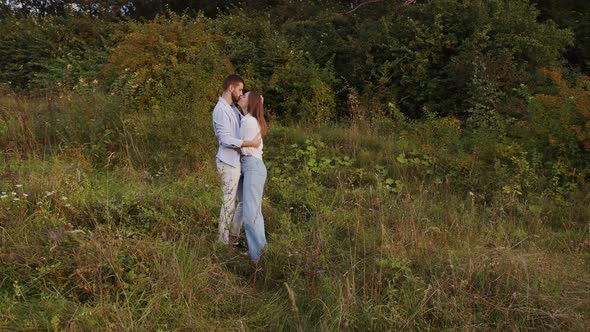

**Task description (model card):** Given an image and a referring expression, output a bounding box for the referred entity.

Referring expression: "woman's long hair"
[247,91,268,137]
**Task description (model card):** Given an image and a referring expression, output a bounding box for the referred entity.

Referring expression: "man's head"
[223,74,244,103]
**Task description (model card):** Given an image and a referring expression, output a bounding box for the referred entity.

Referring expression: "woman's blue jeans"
[234,156,267,263]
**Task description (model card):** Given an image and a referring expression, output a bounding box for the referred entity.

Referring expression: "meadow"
[1,0,589,330]
[1,89,588,330]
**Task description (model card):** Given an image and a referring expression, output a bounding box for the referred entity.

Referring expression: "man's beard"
[232,93,240,103]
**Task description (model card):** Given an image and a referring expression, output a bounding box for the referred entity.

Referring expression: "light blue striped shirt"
[212,96,243,167]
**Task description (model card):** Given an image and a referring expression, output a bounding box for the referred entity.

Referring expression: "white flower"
[15,184,23,188]
[22,193,29,197]
[0,195,7,199]
[13,198,20,201]
[36,202,43,205]
[61,196,68,200]
[64,204,71,207]
[11,192,17,195]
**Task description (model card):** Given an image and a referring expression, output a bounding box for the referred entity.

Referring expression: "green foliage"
[0,17,53,90]
[532,0,590,73]
[210,10,338,123]
[357,0,573,117]
[105,14,231,167]
[269,52,337,123]
[0,16,115,92]
[519,69,590,197]
[0,89,123,166]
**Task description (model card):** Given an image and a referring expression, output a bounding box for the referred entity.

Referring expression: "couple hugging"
[212,74,268,264]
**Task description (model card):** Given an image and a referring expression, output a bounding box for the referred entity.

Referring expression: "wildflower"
[0,195,7,199]
[61,196,68,201]
[11,192,17,195]
[13,198,20,201]
[15,184,23,188]
[315,269,327,276]
[22,193,29,197]
[1,192,5,195]
[36,202,42,205]
[64,204,71,207]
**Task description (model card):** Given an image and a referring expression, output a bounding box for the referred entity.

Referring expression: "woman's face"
[238,92,250,112]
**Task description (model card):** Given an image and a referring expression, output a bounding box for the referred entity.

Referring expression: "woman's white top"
[240,113,263,160]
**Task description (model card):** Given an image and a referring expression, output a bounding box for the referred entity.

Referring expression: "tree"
[531,0,590,73]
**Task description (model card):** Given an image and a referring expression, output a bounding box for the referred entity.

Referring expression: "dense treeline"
[0,0,586,115]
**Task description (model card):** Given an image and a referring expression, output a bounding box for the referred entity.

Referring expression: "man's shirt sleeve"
[213,108,243,148]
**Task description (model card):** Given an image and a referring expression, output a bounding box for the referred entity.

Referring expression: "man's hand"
[251,132,262,148]
[242,132,262,148]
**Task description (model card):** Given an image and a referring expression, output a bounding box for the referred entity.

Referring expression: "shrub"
[356,0,574,118]
[0,16,115,92]
[105,14,232,168]
[210,10,338,124]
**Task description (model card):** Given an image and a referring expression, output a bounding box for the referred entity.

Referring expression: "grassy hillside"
[1,90,588,330]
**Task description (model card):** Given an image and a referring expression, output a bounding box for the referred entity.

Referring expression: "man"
[212,74,261,245]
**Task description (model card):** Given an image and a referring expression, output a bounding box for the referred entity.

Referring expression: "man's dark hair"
[222,74,244,91]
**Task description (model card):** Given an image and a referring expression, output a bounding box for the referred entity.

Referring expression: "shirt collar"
[218,96,231,109]
[219,96,242,118]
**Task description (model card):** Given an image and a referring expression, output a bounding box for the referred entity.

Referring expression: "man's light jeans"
[216,158,241,244]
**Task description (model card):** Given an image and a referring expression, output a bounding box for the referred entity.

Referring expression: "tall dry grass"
[1,92,589,330]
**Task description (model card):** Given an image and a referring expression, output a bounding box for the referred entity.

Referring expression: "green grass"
[1,93,589,330]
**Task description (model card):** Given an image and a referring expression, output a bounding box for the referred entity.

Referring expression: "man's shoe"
[234,238,247,250]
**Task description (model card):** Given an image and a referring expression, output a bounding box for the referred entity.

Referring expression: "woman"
[233,91,268,264]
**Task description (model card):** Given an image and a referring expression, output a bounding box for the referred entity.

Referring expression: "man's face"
[230,83,244,103]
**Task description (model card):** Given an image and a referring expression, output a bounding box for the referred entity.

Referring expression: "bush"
[210,10,338,124]
[355,0,573,118]
[0,16,116,92]
[105,14,232,168]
